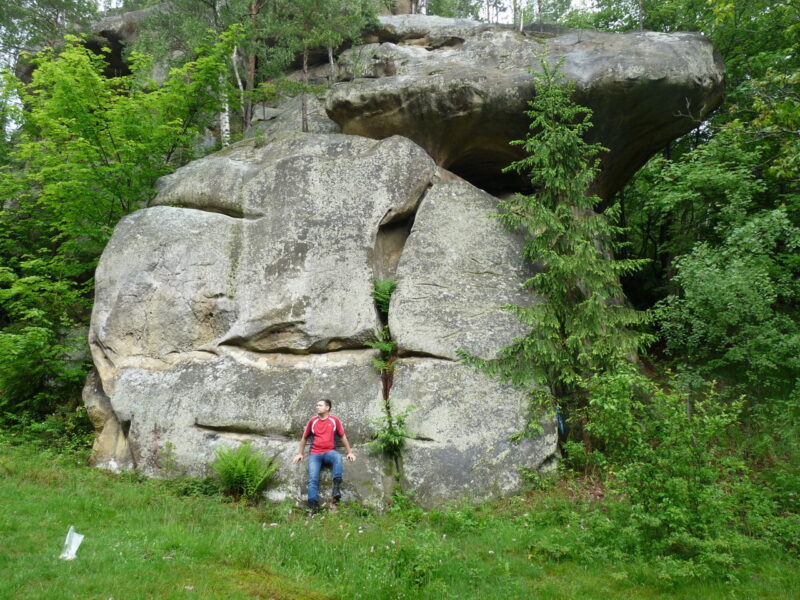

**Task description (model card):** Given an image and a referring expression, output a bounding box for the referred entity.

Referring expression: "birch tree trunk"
[232,46,246,122]
[219,81,231,147]
[301,45,309,133]
[214,0,230,147]
[328,45,335,85]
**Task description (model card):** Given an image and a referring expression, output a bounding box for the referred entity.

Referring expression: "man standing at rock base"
[293,399,356,512]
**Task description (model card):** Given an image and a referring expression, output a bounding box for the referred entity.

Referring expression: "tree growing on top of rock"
[132,0,375,136]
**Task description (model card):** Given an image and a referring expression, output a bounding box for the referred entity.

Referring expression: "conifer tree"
[462,60,651,439]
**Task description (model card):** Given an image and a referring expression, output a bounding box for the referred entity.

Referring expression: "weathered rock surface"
[392,358,557,506]
[88,132,559,505]
[328,15,725,196]
[247,95,341,139]
[91,132,436,390]
[84,369,134,473]
[110,349,395,506]
[390,171,537,360]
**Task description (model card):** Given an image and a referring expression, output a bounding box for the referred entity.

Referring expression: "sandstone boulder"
[390,170,537,360]
[328,15,725,196]
[247,95,341,139]
[91,132,436,390]
[110,349,394,506]
[88,132,559,506]
[86,18,727,505]
[392,358,557,506]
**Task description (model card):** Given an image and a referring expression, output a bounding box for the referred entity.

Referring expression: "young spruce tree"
[462,60,650,443]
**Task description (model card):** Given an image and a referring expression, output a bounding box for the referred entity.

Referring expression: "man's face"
[315,401,329,416]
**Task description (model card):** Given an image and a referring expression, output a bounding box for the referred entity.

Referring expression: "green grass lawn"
[1,440,797,600]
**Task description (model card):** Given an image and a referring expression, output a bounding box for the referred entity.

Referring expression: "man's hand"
[292,453,304,464]
[346,452,356,462]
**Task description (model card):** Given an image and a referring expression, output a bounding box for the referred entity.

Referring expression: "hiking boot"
[332,477,342,503]
[307,499,320,514]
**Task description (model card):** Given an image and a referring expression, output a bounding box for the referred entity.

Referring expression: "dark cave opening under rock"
[445,147,530,196]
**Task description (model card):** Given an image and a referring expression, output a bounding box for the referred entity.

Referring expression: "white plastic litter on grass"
[59,525,84,560]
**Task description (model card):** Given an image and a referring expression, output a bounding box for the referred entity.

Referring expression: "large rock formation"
[87,15,724,507]
[329,15,725,196]
[89,132,556,507]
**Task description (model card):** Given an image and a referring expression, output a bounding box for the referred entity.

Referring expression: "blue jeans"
[307,450,343,502]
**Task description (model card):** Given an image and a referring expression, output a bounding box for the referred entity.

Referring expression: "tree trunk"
[243,1,260,128]
[301,45,309,133]
[232,46,246,124]
[219,96,231,147]
[213,1,230,147]
[327,46,335,85]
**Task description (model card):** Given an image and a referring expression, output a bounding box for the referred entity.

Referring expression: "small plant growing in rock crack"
[369,407,412,459]
[373,279,397,315]
[211,442,278,503]
[366,326,397,373]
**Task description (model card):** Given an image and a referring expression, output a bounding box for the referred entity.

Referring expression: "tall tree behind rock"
[0,0,96,69]
[132,0,375,138]
[270,0,375,132]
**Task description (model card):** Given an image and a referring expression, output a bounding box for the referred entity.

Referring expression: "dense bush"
[560,370,796,578]
[655,208,800,406]
[0,34,233,416]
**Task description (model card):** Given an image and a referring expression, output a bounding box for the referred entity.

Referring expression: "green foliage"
[0,33,233,415]
[426,0,482,19]
[569,370,796,577]
[3,438,800,596]
[0,0,97,66]
[655,208,800,402]
[0,403,93,455]
[365,326,396,373]
[211,441,278,502]
[462,59,650,422]
[373,279,397,315]
[132,0,376,131]
[369,407,410,459]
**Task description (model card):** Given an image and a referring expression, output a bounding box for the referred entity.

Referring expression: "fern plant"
[366,326,397,373]
[369,409,410,459]
[373,279,398,315]
[211,442,278,502]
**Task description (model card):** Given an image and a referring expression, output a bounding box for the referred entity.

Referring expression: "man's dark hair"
[321,398,332,409]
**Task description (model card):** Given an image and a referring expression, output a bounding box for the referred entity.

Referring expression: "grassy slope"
[1,441,797,600]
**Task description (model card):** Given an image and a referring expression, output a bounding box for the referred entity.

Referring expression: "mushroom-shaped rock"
[327,15,725,196]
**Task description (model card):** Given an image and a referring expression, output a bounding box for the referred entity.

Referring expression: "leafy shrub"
[0,404,93,455]
[575,370,782,576]
[655,208,800,406]
[0,268,90,416]
[0,34,233,417]
[211,442,278,502]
